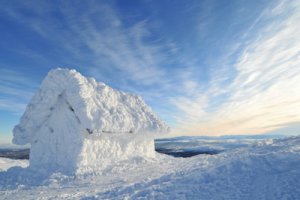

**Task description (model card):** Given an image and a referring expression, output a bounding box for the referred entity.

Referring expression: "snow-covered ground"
[0,136,299,200]
[0,158,28,172]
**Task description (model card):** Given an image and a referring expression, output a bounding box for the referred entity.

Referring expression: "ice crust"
[12,68,169,174]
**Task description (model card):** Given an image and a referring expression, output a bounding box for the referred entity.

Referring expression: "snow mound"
[12,68,169,174]
[0,158,28,172]
[13,68,169,145]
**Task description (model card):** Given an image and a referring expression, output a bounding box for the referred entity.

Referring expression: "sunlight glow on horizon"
[0,0,300,143]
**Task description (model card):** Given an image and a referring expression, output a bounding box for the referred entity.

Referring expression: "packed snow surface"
[0,136,299,199]
[11,68,169,174]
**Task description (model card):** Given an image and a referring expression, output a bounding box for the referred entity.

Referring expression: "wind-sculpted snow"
[0,136,299,199]
[12,68,169,174]
[0,158,28,172]
[102,136,300,200]
[13,68,169,145]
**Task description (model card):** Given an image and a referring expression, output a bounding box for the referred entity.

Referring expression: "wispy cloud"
[0,69,37,114]
[0,1,180,118]
[172,0,300,135]
[1,1,171,87]
[1,0,299,136]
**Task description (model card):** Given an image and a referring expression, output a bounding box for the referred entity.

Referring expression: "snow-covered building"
[13,68,169,174]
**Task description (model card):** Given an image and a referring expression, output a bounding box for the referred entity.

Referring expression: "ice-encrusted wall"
[13,68,169,174]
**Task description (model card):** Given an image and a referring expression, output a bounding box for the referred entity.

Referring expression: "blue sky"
[1,0,300,144]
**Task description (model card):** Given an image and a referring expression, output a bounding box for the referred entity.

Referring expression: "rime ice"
[13,68,169,174]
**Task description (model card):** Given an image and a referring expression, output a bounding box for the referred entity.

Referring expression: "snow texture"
[0,158,28,172]
[0,136,299,199]
[12,68,169,174]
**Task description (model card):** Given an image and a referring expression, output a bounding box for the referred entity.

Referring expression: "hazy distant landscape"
[0,148,29,160]
[0,135,285,160]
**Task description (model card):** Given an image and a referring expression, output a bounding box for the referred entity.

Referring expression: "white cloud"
[3,0,298,136]
[0,98,27,115]
[172,0,300,135]
[0,69,36,114]
[1,2,170,87]
[0,1,187,124]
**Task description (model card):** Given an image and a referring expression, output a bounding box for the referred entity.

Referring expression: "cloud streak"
[0,1,183,119]
[172,0,300,135]
[1,1,171,87]
[1,0,299,136]
[0,69,37,114]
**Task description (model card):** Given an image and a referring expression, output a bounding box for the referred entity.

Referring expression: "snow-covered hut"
[13,68,169,174]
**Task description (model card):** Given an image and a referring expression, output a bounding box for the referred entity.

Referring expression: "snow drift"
[99,136,300,199]
[1,136,299,199]
[12,68,169,174]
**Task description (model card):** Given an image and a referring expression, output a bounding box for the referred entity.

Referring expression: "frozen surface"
[77,134,155,174]
[0,158,28,172]
[12,68,169,174]
[13,68,169,145]
[0,136,299,199]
